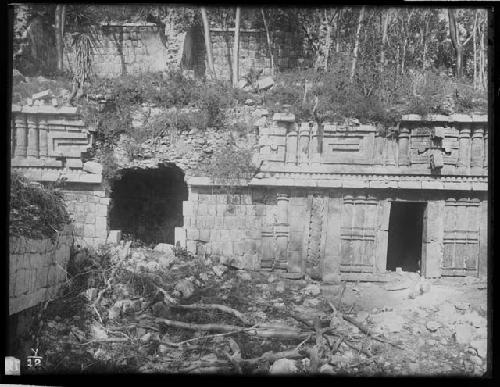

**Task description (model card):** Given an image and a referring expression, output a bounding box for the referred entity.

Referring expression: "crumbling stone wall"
[64,23,185,78]
[9,225,73,315]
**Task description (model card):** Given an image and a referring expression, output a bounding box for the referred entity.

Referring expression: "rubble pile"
[34,244,487,375]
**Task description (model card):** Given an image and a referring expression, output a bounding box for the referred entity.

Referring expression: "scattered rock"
[90,324,108,340]
[470,339,487,359]
[236,79,249,89]
[145,261,161,271]
[455,302,471,312]
[245,98,255,106]
[371,311,405,333]
[158,255,175,269]
[319,364,335,374]
[13,69,25,83]
[303,284,321,296]
[275,281,286,293]
[426,321,441,332]
[454,323,474,345]
[237,271,252,281]
[269,358,298,374]
[356,311,369,323]
[257,76,274,91]
[107,230,122,245]
[213,265,226,277]
[83,161,103,175]
[465,310,486,328]
[175,279,195,299]
[140,333,152,343]
[153,243,175,254]
[108,304,121,320]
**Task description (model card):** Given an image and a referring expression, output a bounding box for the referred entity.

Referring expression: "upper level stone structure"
[253,113,488,192]
[11,101,100,184]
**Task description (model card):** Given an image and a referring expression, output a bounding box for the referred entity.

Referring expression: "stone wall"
[63,188,110,248]
[210,28,312,81]
[9,225,73,315]
[176,186,266,270]
[64,23,185,78]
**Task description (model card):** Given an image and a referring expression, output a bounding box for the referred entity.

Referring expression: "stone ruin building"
[10,97,488,282]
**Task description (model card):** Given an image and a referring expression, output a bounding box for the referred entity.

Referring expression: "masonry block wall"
[210,29,313,81]
[63,188,110,247]
[64,23,185,78]
[9,225,73,315]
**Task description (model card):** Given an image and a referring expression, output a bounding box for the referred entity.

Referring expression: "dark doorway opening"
[386,202,426,272]
[109,164,187,246]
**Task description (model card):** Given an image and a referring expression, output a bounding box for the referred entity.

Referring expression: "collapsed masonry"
[10,99,488,280]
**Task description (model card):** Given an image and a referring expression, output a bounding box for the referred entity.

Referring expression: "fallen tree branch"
[171,303,253,326]
[157,319,310,340]
[79,337,130,346]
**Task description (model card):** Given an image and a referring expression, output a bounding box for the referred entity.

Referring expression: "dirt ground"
[18,244,488,376]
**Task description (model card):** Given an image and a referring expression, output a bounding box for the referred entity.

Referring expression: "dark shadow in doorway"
[386,201,426,272]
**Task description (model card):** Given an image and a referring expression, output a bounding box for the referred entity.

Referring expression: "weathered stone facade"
[210,28,312,80]
[62,22,312,80]
[9,225,73,315]
[177,113,489,280]
[10,102,108,248]
[64,23,185,78]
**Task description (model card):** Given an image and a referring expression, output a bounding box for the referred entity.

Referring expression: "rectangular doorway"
[386,202,426,273]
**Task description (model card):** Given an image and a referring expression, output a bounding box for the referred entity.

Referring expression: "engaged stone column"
[458,124,471,168]
[285,128,298,165]
[27,116,39,158]
[276,193,289,225]
[276,193,290,270]
[483,129,488,168]
[14,114,28,158]
[471,127,484,168]
[38,118,48,158]
[397,127,410,166]
[298,123,310,165]
[309,124,321,167]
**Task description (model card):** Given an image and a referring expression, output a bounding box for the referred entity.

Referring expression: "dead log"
[171,303,253,326]
[157,318,310,340]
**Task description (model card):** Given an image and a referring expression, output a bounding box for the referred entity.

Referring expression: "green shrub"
[9,172,71,239]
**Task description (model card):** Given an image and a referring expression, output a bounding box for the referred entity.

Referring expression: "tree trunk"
[324,16,332,71]
[261,8,274,76]
[232,7,241,87]
[480,16,486,90]
[473,10,478,90]
[380,10,389,72]
[422,18,430,71]
[55,5,65,72]
[350,6,365,82]
[448,9,464,78]
[201,7,216,80]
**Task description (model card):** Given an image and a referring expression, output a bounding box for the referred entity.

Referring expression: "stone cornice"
[249,172,487,191]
